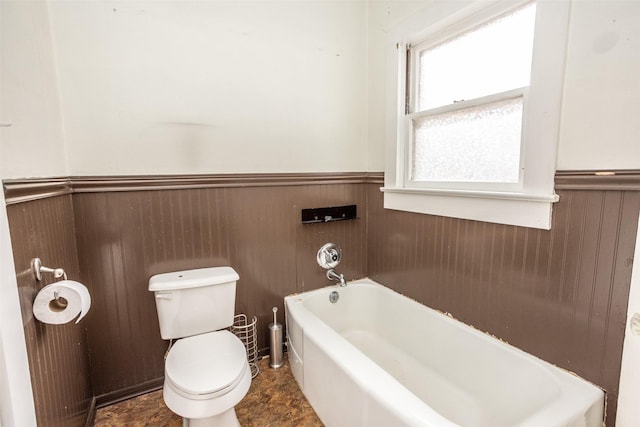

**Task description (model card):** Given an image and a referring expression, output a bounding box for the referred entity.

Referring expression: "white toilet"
[148,266,251,427]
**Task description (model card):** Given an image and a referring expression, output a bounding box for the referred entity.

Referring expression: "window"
[409,3,534,188]
[382,0,571,229]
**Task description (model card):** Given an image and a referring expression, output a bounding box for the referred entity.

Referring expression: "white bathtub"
[284,278,604,427]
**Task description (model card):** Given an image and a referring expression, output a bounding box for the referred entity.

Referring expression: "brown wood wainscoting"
[4,170,638,426]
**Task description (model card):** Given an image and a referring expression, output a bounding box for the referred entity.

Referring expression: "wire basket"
[230,314,259,378]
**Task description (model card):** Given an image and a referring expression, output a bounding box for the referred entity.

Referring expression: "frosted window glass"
[417,3,535,111]
[411,97,523,183]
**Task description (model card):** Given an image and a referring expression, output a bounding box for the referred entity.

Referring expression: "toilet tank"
[148,266,239,340]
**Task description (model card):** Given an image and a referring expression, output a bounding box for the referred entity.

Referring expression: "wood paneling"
[6,195,92,427]
[367,184,640,426]
[556,170,640,191]
[3,177,71,205]
[5,171,637,426]
[71,183,367,401]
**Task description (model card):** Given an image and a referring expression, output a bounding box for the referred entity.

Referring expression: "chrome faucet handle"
[317,243,342,269]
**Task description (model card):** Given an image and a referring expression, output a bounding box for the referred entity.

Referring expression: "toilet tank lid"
[148,266,239,291]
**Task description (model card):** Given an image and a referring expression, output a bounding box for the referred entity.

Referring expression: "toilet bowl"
[163,331,251,427]
[148,267,251,427]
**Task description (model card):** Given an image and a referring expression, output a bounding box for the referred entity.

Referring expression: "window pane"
[417,2,535,111]
[411,97,523,183]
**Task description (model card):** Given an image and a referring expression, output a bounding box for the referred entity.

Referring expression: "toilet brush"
[269,307,284,368]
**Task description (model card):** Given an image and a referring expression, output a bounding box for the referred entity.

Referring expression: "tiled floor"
[94,355,324,426]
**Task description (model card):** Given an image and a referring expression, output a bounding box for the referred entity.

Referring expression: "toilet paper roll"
[33,280,91,325]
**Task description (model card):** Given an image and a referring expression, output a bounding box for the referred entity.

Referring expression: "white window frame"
[381,0,571,230]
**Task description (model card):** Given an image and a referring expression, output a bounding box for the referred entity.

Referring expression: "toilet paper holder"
[31,258,67,281]
[31,258,67,309]
[31,258,69,306]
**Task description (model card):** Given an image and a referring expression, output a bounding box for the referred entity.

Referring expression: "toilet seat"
[165,330,249,400]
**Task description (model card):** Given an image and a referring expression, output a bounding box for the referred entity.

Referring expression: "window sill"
[381,187,559,229]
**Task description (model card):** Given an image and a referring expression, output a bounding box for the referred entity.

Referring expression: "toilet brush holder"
[269,307,284,369]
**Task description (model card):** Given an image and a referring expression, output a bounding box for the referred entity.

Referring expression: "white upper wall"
[48,0,368,176]
[557,0,640,170]
[0,0,68,179]
[1,0,638,179]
